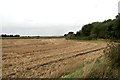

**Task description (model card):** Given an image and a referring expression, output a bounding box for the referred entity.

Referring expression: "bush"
[105,42,120,68]
[85,42,120,78]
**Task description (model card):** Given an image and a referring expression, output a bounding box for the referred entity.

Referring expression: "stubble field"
[2,38,107,78]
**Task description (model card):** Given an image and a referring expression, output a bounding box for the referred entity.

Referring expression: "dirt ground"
[2,38,107,78]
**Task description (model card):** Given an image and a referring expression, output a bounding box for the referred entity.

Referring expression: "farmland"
[2,38,107,78]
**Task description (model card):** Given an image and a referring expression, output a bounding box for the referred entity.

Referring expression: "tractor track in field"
[3,43,92,66]
[2,43,86,60]
[26,46,106,70]
[6,46,106,78]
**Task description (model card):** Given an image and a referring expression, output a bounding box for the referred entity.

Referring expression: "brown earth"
[2,38,107,78]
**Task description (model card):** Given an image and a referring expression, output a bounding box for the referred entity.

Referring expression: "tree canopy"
[74,15,120,40]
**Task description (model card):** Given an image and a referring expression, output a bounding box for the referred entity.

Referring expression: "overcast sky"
[0,0,119,36]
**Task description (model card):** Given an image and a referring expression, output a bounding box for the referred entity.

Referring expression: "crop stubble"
[2,38,107,78]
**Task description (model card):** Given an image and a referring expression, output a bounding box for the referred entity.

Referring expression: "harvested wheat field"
[2,38,107,78]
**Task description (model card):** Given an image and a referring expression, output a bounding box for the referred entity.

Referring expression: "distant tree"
[76,31,81,36]
[14,35,20,37]
[10,35,13,37]
[68,32,74,34]
[1,34,20,37]
[1,34,7,37]
[64,34,67,36]
[81,24,93,36]
[91,25,101,39]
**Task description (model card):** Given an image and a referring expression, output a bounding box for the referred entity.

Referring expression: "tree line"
[66,14,120,40]
[1,34,20,37]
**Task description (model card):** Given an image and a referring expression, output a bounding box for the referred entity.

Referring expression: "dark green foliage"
[1,34,20,37]
[81,24,93,36]
[68,32,74,34]
[70,15,120,40]
[76,31,81,36]
[14,35,20,37]
[64,34,67,36]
